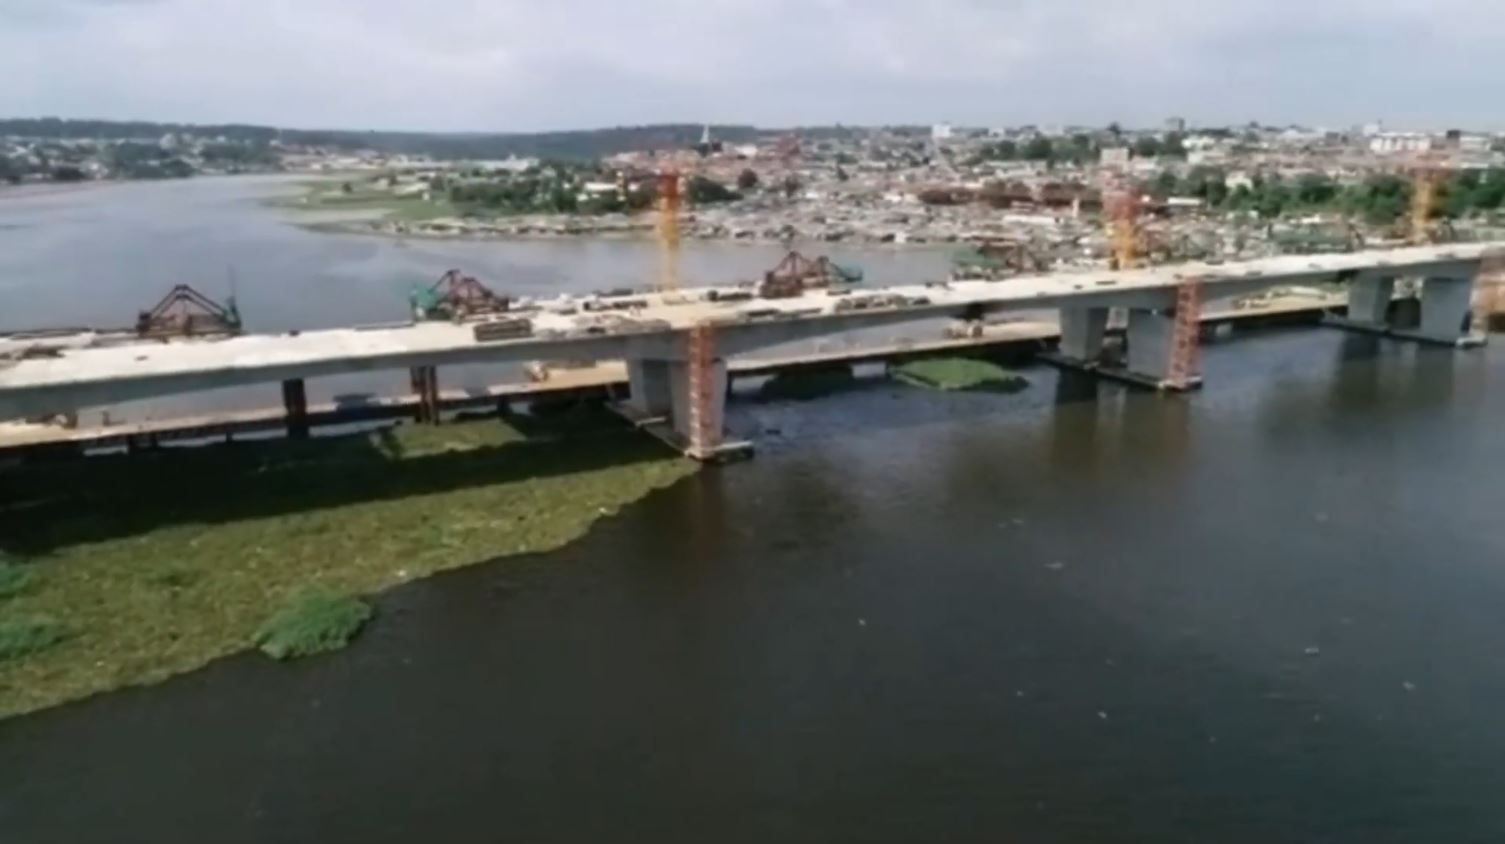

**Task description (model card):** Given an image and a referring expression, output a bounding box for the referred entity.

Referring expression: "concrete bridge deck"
[0,290,1345,454]
[0,244,1490,420]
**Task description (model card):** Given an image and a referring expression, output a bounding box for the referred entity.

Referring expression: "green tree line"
[447,172,739,216]
[973,133,1187,165]
[1159,167,1505,224]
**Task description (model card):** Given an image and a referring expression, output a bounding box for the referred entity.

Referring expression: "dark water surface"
[5,326,1505,842]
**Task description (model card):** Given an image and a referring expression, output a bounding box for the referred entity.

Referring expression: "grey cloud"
[0,0,1501,130]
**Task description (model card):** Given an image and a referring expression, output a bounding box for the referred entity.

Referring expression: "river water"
[5,179,1505,842]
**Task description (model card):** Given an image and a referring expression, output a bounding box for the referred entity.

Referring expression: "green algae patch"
[0,410,696,718]
[255,592,373,660]
[893,358,1029,393]
[0,617,68,662]
[0,561,35,599]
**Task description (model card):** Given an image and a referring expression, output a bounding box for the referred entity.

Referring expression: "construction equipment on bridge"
[686,322,719,458]
[657,168,683,292]
[412,270,512,321]
[1167,280,1203,389]
[758,250,864,298]
[950,238,1051,281]
[472,317,534,343]
[135,284,242,339]
[1270,219,1366,254]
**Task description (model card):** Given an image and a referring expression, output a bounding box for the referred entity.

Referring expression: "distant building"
[931,123,954,142]
[1225,171,1255,191]
[1099,147,1131,169]
[1165,116,1186,134]
[1460,134,1493,154]
[1368,133,1434,155]
[472,156,538,173]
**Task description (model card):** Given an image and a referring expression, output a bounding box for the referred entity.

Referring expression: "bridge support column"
[1417,276,1476,345]
[1058,307,1109,362]
[612,330,749,461]
[625,358,673,419]
[668,358,727,457]
[281,378,309,440]
[1327,273,1482,347]
[1124,309,1179,385]
[410,365,440,424]
[1040,289,1200,392]
[1346,274,1395,327]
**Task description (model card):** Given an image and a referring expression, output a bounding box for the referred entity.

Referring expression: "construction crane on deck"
[135,284,242,339]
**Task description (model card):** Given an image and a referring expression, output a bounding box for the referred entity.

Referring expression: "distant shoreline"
[0,181,114,202]
[295,217,960,252]
[0,171,325,204]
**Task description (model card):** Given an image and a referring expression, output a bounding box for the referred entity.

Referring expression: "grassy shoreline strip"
[0,411,695,718]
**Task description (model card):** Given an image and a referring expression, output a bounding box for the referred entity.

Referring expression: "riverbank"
[0,409,696,719]
[270,174,1046,246]
[297,208,1007,246]
[0,181,118,203]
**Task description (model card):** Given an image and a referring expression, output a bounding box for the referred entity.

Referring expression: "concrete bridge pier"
[1327,272,1484,347]
[619,351,748,461]
[625,358,673,420]
[1057,307,1109,363]
[1346,274,1396,326]
[1125,309,1179,384]
[280,378,309,439]
[668,358,728,452]
[409,365,440,424]
[1044,302,1200,391]
[1417,276,1478,344]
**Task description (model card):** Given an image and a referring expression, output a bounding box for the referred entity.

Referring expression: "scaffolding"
[1167,280,1203,389]
[686,322,719,457]
[1474,248,1505,336]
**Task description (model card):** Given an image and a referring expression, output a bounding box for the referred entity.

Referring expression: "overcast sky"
[4,0,1501,132]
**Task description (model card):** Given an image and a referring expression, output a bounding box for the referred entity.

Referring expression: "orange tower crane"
[1102,171,1141,271]
[657,167,683,292]
[1410,167,1439,245]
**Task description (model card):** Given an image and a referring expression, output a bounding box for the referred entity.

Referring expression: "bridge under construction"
[0,243,1498,460]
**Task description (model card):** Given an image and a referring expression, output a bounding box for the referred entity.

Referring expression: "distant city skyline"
[3,0,1502,133]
